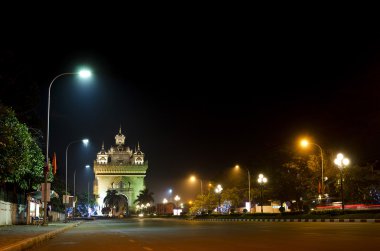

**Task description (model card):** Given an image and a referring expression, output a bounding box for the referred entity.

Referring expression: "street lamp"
[257,174,267,213]
[174,195,180,208]
[300,139,325,195]
[85,164,92,217]
[234,165,251,211]
[189,175,203,213]
[162,198,168,214]
[214,184,223,213]
[334,153,350,212]
[74,165,90,198]
[43,69,92,225]
[73,164,90,218]
[64,138,89,221]
[168,188,173,202]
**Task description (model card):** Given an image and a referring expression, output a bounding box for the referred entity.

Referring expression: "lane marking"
[143,247,153,251]
[129,239,135,243]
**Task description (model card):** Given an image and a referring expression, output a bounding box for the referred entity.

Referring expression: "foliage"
[189,191,219,215]
[221,187,243,208]
[103,189,129,216]
[271,154,317,211]
[336,163,380,204]
[0,104,45,190]
[134,188,154,205]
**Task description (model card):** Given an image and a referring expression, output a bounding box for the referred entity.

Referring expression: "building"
[93,127,148,214]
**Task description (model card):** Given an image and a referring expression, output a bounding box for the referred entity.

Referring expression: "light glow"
[78,69,92,78]
[300,139,309,147]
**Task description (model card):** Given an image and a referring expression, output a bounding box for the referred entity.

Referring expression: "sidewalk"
[0,222,80,251]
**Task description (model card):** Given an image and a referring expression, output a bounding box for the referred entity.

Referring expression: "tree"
[271,154,317,211]
[134,188,154,205]
[336,163,380,204]
[221,187,243,209]
[103,189,129,216]
[0,104,45,192]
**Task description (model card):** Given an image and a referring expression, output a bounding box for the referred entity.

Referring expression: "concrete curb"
[191,218,380,223]
[0,222,81,251]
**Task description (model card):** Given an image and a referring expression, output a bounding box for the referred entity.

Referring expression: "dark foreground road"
[31,218,380,251]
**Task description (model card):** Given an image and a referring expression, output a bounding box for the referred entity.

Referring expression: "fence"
[1,200,65,225]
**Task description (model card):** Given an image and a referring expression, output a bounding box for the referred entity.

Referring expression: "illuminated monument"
[93,126,148,214]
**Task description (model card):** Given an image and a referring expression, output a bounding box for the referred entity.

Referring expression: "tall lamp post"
[43,69,92,225]
[174,195,181,212]
[214,184,223,213]
[257,174,267,213]
[189,175,203,213]
[334,153,349,212]
[64,139,89,221]
[300,139,325,195]
[163,198,168,215]
[85,164,91,216]
[234,165,251,211]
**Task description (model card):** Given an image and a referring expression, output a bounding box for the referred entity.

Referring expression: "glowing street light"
[65,138,89,222]
[234,165,251,211]
[174,195,181,208]
[214,184,223,213]
[300,138,325,195]
[43,69,92,225]
[257,174,267,213]
[73,164,90,218]
[334,153,350,212]
[189,175,204,212]
[66,139,89,197]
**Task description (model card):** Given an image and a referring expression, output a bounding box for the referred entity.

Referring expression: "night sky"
[2,24,380,202]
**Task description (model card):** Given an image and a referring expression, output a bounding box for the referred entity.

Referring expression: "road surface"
[31,218,380,251]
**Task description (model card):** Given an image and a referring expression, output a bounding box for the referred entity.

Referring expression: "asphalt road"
[30,218,380,251]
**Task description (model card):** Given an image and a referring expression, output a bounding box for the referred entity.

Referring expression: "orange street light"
[300,138,324,195]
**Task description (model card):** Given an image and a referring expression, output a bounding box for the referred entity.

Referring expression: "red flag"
[52,152,57,175]
[318,181,321,194]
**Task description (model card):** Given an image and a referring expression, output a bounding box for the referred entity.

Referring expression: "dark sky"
[2,23,380,202]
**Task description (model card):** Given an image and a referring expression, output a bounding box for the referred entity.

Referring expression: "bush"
[279,206,285,213]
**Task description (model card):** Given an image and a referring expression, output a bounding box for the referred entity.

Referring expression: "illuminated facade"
[93,127,148,214]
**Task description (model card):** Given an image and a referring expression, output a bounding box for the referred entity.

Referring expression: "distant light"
[300,139,309,148]
[337,153,344,160]
[85,165,90,169]
[163,198,168,204]
[168,189,172,194]
[343,158,350,166]
[82,139,89,145]
[138,213,144,217]
[78,69,92,78]
[190,175,196,182]
[235,165,240,169]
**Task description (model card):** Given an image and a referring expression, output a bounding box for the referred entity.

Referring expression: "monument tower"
[93,126,148,214]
